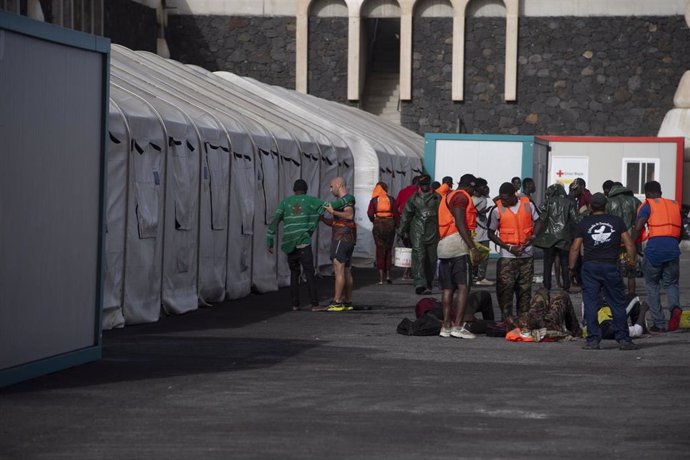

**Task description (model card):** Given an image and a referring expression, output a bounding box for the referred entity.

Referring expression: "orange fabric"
[498,197,533,245]
[505,328,535,342]
[438,189,477,240]
[436,183,450,198]
[371,184,393,218]
[646,198,681,238]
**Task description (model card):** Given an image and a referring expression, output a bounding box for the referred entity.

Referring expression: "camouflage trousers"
[496,257,534,321]
[519,287,582,337]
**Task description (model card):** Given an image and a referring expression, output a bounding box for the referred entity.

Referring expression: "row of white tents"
[104,44,424,329]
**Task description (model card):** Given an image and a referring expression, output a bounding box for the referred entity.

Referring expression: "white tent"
[103,100,129,329]
[108,86,166,325]
[103,44,424,328]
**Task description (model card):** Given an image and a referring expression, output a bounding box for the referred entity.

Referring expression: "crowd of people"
[267,172,684,350]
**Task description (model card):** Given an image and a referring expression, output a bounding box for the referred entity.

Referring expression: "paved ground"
[2,252,690,459]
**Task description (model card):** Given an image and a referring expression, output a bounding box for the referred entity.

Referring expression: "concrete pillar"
[451,0,469,101]
[295,0,310,93]
[347,11,361,100]
[504,0,518,101]
[399,1,413,100]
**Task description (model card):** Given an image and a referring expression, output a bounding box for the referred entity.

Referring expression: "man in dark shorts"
[569,192,639,350]
[436,174,482,339]
[322,177,356,312]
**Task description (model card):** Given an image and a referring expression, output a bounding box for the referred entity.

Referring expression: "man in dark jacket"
[606,182,642,293]
[534,183,579,291]
[398,175,440,294]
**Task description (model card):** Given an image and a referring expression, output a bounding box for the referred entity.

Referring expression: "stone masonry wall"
[405,16,690,136]
[308,17,349,103]
[167,15,296,89]
[165,15,690,137]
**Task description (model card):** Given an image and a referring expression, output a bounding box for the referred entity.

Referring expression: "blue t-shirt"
[637,202,681,266]
[576,214,627,265]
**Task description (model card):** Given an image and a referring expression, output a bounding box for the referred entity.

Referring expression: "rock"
[554,80,568,89]
[581,66,594,76]
[628,75,642,91]
[614,87,631,102]
[546,96,560,107]
[526,113,539,124]
[582,50,593,59]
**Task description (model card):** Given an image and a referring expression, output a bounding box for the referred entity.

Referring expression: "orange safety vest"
[438,189,477,240]
[497,196,533,245]
[371,184,394,218]
[644,197,682,239]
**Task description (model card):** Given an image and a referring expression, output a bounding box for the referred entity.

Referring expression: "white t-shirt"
[472,195,491,242]
[488,200,540,258]
[437,231,469,259]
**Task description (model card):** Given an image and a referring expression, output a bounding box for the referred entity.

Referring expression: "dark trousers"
[542,246,570,291]
[288,245,318,307]
[581,261,631,343]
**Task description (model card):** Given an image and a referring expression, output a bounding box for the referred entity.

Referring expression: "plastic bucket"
[394,247,412,268]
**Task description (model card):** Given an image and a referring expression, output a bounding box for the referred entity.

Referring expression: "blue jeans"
[582,261,631,343]
[642,257,680,329]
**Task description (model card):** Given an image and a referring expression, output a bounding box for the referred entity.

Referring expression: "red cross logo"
[556,169,565,177]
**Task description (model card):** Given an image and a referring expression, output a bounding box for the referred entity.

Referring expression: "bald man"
[321,177,357,311]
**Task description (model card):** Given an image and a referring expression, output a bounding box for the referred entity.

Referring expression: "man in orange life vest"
[437,174,482,339]
[633,181,683,332]
[488,182,543,326]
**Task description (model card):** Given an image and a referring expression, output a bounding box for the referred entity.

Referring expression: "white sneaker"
[439,326,452,338]
[450,325,476,339]
[475,278,495,286]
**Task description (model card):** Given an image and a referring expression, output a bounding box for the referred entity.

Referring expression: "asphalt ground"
[1,251,690,459]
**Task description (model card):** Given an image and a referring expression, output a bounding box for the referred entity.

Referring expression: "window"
[622,158,658,195]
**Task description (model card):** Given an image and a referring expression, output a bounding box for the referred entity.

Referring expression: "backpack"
[415,297,442,319]
[396,313,442,336]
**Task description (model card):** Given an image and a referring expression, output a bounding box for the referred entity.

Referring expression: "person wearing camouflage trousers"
[488,182,543,325]
[519,287,581,337]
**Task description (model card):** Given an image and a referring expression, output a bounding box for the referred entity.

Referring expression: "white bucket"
[394,247,412,268]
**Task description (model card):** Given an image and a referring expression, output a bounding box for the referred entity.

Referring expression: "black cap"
[293,179,308,192]
[418,175,431,186]
[591,192,607,208]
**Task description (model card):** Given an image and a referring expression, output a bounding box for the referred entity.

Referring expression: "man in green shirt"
[267,179,326,311]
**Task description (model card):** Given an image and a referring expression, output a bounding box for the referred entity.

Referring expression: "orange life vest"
[644,197,681,239]
[371,184,394,218]
[435,182,450,198]
[438,189,477,240]
[498,196,533,245]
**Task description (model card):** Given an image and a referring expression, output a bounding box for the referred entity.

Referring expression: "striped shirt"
[267,194,326,254]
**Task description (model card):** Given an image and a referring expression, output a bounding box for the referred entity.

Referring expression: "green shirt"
[267,194,326,254]
[330,194,356,241]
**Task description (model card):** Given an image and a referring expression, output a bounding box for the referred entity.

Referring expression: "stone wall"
[104,0,156,52]
[406,16,690,136]
[308,17,349,103]
[165,14,690,136]
[167,15,296,89]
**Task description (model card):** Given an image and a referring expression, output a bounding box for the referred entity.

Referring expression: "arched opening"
[465,0,506,102]
[360,0,402,123]
[306,0,349,102]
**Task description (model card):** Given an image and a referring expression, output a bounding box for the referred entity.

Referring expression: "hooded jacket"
[534,183,579,250]
[398,190,441,246]
[606,184,641,232]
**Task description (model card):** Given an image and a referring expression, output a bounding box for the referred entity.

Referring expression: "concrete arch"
[297,0,518,101]
[451,0,518,101]
[295,0,348,94]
